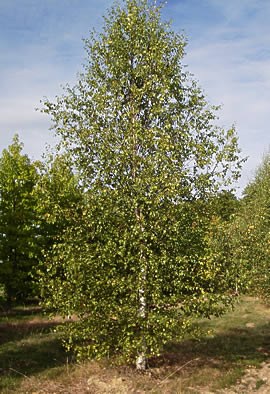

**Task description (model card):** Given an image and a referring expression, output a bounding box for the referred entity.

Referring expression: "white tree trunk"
[136,238,147,370]
[136,352,146,370]
[136,280,147,370]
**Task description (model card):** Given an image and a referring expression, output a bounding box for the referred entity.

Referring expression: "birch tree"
[0,135,39,304]
[232,153,270,301]
[41,0,243,368]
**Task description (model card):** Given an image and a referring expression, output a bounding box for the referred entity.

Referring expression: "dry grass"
[1,297,270,393]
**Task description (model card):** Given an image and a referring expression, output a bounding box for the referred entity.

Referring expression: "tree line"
[0,138,81,305]
[0,0,269,370]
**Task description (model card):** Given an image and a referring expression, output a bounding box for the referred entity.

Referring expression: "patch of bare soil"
[15,360,270,394]
[17,363,136,394]
[216,360,270,394]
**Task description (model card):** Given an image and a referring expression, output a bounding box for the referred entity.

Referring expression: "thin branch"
[150,357,200,391]
[9,368,30,379]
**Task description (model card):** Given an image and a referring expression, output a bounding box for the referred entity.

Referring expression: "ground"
[1,296,270,393]
[218,361,270,394]
[13,361,270,393]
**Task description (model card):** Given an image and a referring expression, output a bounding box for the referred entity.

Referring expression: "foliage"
[41,0,244,366]
[232,153,270,300]
[205,190,249,295]
[0,135,39,304]
[35,153,82,253]
[34,153,83,305]
[210,190,240,222]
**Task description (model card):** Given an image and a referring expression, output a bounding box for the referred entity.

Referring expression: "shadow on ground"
[149,322,270,373]
[0,306,68,390]
[0,304,42,319]
[1,303,270,392]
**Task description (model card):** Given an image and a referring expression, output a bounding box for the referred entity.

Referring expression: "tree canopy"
[0,135,39,304]
[41,0,244,368]
[232,153,270,301]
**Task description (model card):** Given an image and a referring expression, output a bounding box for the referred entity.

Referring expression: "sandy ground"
[214,361,270,394]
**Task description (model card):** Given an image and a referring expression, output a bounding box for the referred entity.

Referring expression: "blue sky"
[0,0,269,194]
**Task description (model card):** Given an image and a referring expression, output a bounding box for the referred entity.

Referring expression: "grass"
[0,305,67,393]
[160,296,270,392]
[0,296,270,393]
[255,378,266,390]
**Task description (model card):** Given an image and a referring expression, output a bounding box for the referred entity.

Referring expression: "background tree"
[0,135,39,305]
[35,153,83,292]
[209,190,239,222]
[231,153,270,301]
[42,0,243,368]
[36,153,82,248]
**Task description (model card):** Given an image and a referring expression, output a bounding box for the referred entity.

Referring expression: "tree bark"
[135,208,147,371]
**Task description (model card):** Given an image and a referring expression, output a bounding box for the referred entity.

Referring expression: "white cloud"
[173,1,270,192]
